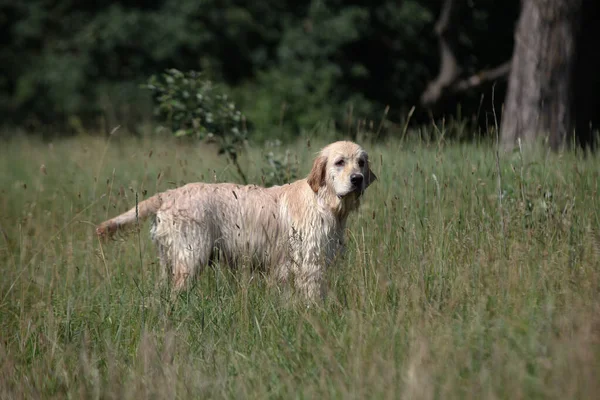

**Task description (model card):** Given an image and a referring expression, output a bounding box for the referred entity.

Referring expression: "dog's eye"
[358,159,365,168]
[335,159,345,167]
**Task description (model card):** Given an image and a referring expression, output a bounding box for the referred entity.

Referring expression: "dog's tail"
[96,195,162,239]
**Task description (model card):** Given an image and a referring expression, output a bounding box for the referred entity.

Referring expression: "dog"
[96,141,377,300]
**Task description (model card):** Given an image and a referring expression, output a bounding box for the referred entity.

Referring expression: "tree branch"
[420,0,511,107]
[453,61,512,92]
[421,0,461,107]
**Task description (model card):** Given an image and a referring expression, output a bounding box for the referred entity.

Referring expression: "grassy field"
[1,131,599,399]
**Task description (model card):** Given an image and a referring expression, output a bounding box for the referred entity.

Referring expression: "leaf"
[174,129,189,137]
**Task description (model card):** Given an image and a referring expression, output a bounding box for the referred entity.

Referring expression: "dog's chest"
[288,211,343,265]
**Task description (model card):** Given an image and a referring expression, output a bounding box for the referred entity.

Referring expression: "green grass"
[1,131,599,399]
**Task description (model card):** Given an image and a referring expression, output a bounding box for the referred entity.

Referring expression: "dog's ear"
[364,161,378,188]
[307,155,327,193]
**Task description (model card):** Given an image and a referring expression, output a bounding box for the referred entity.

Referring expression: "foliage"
[234,0,436,139]
[143,68,304,185]
[144,69,249,182]
[1,132,599,397]
[145,69,247,141]
[260,139,299,186]
[0,0,286,128]
[0,0,522,137]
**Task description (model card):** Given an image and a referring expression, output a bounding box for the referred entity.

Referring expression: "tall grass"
[1,131,599,399]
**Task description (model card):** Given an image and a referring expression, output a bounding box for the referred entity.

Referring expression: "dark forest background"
[1,0,598,146]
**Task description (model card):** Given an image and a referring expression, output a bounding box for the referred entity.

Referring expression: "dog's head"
[307,141,377,207]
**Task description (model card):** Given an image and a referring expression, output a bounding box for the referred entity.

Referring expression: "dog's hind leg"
[169,245,206,292]
[172,262,192,291]
[152,215,213,294]
[156,244,171,284]
[171,224,214,293]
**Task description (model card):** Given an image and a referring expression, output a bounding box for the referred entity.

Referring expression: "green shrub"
[144,69,303,187]
[144,69,250,183]
[260,139,299,186]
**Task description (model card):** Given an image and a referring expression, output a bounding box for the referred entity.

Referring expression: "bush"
[144,68,301,187]
[260,139,299,187]
[145,69,250,183]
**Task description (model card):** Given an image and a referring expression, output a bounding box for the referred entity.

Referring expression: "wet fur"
[96,141,377,300]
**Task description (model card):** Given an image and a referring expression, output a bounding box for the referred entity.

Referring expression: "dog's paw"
[96,222,118,239]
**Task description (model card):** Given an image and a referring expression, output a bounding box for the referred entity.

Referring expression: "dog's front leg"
[295,265,326,302]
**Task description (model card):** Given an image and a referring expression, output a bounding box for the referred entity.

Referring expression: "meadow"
[0,130,599,399]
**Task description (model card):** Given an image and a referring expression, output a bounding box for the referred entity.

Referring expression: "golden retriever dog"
[96,141,377,300]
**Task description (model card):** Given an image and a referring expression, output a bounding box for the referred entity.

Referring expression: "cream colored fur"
[96,141,377,300]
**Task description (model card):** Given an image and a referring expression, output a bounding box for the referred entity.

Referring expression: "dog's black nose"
[350,173,364,187]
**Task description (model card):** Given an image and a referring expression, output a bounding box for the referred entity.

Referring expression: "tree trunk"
[501,0,582,150]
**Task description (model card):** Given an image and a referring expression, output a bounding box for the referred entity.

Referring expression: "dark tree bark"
[500,0,582,150]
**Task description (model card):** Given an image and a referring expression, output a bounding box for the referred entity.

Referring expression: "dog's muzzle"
[337,173,365,199]
[350,173,364,188]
